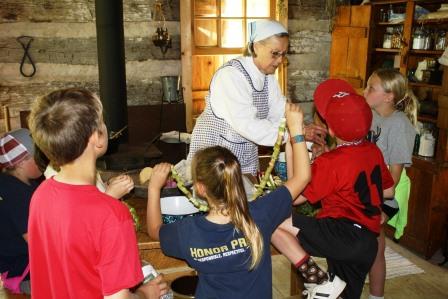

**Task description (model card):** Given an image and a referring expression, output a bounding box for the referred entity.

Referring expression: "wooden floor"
[273,238,448,299]
[1,238,447,299]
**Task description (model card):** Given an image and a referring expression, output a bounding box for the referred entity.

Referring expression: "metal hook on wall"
[16,36,36,77]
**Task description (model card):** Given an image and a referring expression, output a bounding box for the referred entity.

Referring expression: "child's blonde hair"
[372,69,418,127]
[28,88,104,168]
[192,146,263,269]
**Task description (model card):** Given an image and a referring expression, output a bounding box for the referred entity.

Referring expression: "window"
[193,0,273,53]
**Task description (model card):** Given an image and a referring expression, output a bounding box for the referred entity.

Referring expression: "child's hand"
[148,163,171,191]
[137,274,169,299]
[105,175,134,199]
[285,103,304,136]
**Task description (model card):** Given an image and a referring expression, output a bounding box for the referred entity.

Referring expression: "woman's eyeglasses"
[260,43,287,59]
[271,50,287,59]
[270,50,287,59]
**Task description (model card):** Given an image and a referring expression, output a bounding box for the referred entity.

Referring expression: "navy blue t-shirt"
[160,186,292,299]
[0,173,41,277]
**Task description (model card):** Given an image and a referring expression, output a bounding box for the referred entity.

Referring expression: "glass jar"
[391,27,402,49]
[383,27,393,49]
[412,27,426,50]
[418,130,436,158]
[435,30,447,51]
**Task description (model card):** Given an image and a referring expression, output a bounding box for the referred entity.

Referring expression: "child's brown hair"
[28,88,104,168]
[192,146,263,269]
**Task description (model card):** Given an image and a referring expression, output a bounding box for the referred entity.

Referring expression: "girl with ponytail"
[147,103,311,299]
[364,68,418,299]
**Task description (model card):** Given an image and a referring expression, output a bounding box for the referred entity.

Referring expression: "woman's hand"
[148,163,171,192]
[285,103,304,136]
[105,175,134,199]
[304,123,327,146]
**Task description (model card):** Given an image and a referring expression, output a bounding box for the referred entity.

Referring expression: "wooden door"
[329,5,371,90]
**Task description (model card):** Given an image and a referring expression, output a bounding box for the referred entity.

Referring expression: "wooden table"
[127,196,191,272]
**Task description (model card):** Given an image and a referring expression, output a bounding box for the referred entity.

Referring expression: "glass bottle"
[383,27,393,49]
[387,4,394,20]
[142,264,174,299]
[435,30,447,51]
[424,29,432,50]
[379,8,388,22]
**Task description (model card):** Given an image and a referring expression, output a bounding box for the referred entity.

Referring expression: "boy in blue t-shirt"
[0,129,43,294]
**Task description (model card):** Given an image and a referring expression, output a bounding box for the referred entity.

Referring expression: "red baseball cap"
[313,79,372,142]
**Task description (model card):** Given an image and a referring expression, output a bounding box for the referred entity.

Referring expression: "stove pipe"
[94,0,128,143]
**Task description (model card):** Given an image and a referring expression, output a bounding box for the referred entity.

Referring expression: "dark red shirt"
[303,141,394,234]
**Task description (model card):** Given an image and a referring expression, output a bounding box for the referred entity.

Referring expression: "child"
[27,88,167,299]
[147,103,310,299]
[0,128,42,294]
[274,79,395,299]
[364,69,418,299]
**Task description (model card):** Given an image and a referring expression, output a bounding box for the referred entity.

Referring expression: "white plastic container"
[161,196,199,215]
[418,133,435,157]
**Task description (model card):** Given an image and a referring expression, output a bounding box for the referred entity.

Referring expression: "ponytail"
[192,146,264,269]
[223,168,263,269]
[395,89,418,128]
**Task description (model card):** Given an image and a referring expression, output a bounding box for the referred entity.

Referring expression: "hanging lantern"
[152,0,172,55]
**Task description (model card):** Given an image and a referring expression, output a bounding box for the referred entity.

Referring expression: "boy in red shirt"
[27,88,167,299]
[274,79,395,299]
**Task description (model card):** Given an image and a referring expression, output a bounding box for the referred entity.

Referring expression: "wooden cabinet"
[385,157,448,258]
[331,1,448,258]
[329,5,372,89]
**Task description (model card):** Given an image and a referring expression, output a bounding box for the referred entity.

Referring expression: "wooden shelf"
[414,0,448,5]
[374,48,401,53]
[415,18,448,25]
[410,49,444,55]
[411,154,448,170]
[418,114,438,123]
[409,82,442,89]
[371,0,408,5]
[412,154,436,164]
[377,21,405,26]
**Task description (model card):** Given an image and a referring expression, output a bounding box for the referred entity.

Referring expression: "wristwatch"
[290,134,305,144]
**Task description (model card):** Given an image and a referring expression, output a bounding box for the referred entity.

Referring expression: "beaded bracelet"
[290,134,305,144]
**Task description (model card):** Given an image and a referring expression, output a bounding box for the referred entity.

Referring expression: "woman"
[188,19,326,176]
